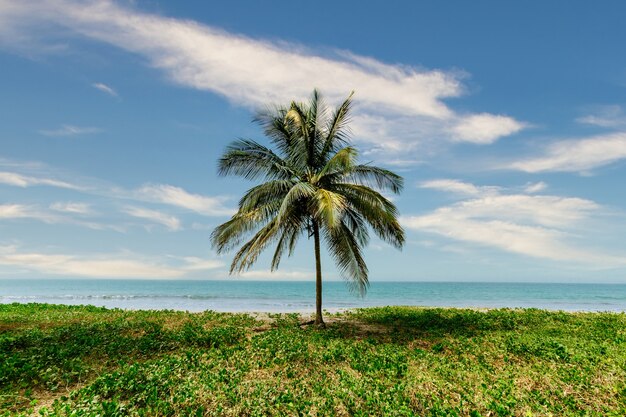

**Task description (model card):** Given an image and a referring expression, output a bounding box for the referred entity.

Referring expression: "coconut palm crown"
[211,90,405,325]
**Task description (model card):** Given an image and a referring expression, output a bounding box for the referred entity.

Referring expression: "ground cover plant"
[1,303,625,416]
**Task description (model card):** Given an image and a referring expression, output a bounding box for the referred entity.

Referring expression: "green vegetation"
[212,90,404,325]
[1,304,625,416]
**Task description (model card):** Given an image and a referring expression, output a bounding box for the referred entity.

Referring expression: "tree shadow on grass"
[320,306,523,343]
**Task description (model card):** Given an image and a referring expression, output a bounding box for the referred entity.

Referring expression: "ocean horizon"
[1,279,625,313]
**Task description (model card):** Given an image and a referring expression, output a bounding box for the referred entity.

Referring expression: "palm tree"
[211,90,404,326]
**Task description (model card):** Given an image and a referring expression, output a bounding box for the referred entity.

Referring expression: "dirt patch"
[29,383,85,416]
[0,322,25,332]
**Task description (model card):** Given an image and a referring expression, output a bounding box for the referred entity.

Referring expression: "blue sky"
[1,0,626,282]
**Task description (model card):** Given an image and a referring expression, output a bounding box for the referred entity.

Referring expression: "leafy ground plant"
[1,303,625,416]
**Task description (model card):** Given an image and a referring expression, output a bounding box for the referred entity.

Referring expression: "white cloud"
[0,0,525,160]
[0,204,36,219]
[50,202,92,215]
[450,195,598,228]
[137,184,233,217]
[0,171,82,189]
[524,181,547,194]
[123,206,181,231]
[0,162,233,221]
[420,179,500,196]
[92,82,117,96]
[0,203,125,232]
[1,1,458,116]
[180,256,223,271]
[38,124,102,137]
[450,113,525,144]
[0,246,224,278]
[576,105,626,128]
[0,246,182,278]
[404,215,597,262]
[402,182,625,266]
[0,204,74,225]
[509,132,626,173]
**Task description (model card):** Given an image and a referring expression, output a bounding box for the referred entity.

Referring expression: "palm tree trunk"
[312,220,325,326]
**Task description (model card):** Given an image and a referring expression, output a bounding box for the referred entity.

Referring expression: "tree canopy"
[211,90,405,324]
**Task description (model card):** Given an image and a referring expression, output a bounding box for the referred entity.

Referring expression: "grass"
[1,303,625,416]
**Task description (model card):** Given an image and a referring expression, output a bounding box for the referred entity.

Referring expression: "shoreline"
[2,301,625,315]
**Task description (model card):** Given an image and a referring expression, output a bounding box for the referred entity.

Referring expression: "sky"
[1,0,626,283]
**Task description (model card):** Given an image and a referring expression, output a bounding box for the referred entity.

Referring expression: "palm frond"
[315,146,358,183]
[332,183,404,249]
[218,139,295,181]
[321,92,353,160]
[218,180,308,258]
[210,204,275,254]
[285,102,308,138]
[314,188,347,229]
[342,206,370,247]
[253,107,293,157]
[346,164,404,194]
[239,180,295,213]
[283,102,312,171]
[323,221,369,296]
[276,182,316,223]
[270,220,304,270]
[307,89,330,166]
[230,218,280,273]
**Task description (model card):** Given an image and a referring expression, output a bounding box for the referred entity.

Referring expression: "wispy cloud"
[403,181,625,266]
[421,178,550,198]
[38,124,102,137]
[0,246,224,278]
[450,113,525,144]
[577,105,626,128]
[92,82,117,96]
[136,184,233,217]
[0,246,181,278]
[508,132,626,173]
[420,179,500,197]
[0,203,124,232]
[0,160,234,224]
[0,204,84,226]
[0,0,525,162]
[524,181,547,194]
[0,204,38,220]
[123,206,182,231]
[50,202,93,215]
[405,215,601,263]
[179,256,223,271]
[0,171,82,189]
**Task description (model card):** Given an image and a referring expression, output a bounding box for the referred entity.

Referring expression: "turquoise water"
[0,280,625,312]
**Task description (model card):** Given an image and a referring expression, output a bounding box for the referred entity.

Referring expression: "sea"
[1,280,625,312]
